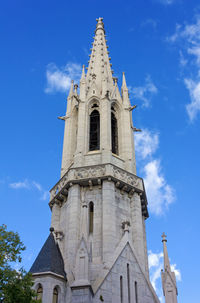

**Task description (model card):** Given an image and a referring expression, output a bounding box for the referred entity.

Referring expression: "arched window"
[36,284,43,301]
[111,111,118,155]
[89,110,100,151]
[89,202,94,234]
[52,287,58,303]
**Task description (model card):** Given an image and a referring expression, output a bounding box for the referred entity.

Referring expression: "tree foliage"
[0,224,38,303]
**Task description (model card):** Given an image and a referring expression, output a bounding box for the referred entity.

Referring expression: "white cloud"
[184,78,200,121]
[149,251,163,269]
[45,62,82,94]
[135,129,159,159]
[9,179,49,201]
[167,16,200,121]
[9,179,30,189]
[32,181,42,191]
[135,129,175,215]
[143,160,175,215]
[131,75,158,107]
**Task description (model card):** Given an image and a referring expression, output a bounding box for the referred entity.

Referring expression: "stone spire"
[121,72,130,106]
[86,17,114,96]
[161,233,178,303]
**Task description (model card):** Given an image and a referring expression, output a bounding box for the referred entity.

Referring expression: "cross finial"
[162,232,167,242]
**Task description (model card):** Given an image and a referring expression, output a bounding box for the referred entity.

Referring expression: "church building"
[30,18,178,303]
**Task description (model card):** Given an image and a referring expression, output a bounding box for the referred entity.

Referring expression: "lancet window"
[127,264,130,303]
[89,109,100,151]
[111,107,118,155]
[52,287,58,303]
[36,284,43,301]
[89,202,94,234]
[135,281,138,303]
[120,276,123,303]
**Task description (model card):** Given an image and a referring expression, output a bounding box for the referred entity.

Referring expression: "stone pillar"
[101,98,111,163]
[102,180,117,262]
[42,281,53,303]
[66,184,81,274]
[51,203,60,231]
[74,101,86,167]
[121,107,136,174]
[131,192,146,273]
[81,195,88,240]
[142,217,149,277]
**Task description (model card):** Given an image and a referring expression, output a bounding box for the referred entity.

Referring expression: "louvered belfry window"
[89,110,100,151]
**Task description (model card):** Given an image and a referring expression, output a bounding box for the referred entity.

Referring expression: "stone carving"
[113,167,140,187]
[74,166,106,179]
[50,164,143,203]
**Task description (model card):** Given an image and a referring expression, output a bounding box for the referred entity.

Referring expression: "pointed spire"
[80,65,86,82]
[80,65,86,100]
[161,233,178,303]
[122,72,128,90]
[121,72,130,106]
[86,18,114,96]
[162,232,171,270]
[68,80,74,99]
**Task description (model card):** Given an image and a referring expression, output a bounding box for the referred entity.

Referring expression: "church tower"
[30,18,161,303]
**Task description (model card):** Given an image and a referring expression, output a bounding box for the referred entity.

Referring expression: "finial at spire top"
[95,17,105,33]
[162,232,167,242]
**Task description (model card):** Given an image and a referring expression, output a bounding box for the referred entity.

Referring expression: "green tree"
[0,224,39,303]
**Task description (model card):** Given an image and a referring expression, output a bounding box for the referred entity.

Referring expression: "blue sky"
[0,0,200,302]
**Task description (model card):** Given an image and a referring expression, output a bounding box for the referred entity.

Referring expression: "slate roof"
[30,232,66,279]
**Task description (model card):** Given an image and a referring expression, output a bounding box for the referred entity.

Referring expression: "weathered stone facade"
[30,18,164,303]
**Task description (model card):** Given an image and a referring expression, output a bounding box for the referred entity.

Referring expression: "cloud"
[45,62,82,94]
[9,179,30,189]
[143,160,175,215]
[130,75,158,107]
[167,16,200,121]
[135,129,175,215]
[135,129,159,159]
[9,179,49,201]
[184,78,200,121]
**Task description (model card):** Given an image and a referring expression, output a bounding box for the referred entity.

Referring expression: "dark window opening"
[36,284,43,301]
[52,287,58,303]
[127,264,130,303]
[92,103,98,108]
[89,110,100,151]
[111,112,118,155]
[89,202,94,234]
[135,281,138,303]
[120,276,123,303]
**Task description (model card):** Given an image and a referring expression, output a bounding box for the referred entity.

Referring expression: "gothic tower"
[30,18,161,303]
